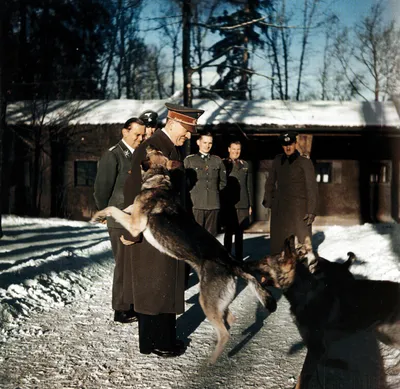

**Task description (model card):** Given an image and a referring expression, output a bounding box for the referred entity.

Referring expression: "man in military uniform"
[262,131,318,255]
[124,103,204,357]
[94,117,146,323]
[184,132,227,236]
[222,140,252,260]
[139,110,158,140]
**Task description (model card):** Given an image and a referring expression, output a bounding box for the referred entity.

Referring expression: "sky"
[139,0,400,100]
[0,215,400,388]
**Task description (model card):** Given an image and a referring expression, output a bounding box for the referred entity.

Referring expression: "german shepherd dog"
[91,146,277,363]
[251,235,400,389]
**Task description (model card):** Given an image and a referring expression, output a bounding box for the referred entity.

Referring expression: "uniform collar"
[121,139,135,154]
[161,128,174,143]
[199,152,210,160]
[281,150,300,164]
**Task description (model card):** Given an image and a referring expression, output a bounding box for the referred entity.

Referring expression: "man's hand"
[303,214,315,226]
[119,235,136,246]
[249,206,252,216]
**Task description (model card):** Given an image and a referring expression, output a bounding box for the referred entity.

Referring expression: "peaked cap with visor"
[278,131,298,145]
[165,103,204,132]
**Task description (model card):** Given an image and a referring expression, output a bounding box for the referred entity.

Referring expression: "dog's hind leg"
[225,309,236,327]
[199,281,235,364]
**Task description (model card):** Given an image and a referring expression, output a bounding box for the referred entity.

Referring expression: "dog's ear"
[283,235,296,260]
[344,252,356,269]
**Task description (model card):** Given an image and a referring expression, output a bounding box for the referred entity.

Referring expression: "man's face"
[228,143,241,160]
[144,126,156,140]
[123,123,146,149]
[197,135,213,154]
[282,143,297,156]
[168,121,192,146]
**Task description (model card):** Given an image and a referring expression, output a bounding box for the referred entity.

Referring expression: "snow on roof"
[6,98,400,129]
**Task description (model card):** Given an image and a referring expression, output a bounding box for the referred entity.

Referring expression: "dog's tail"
[233,266,277,313]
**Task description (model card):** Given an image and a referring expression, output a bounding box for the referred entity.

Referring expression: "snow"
[0,215,399,388]
[6,99,400,129]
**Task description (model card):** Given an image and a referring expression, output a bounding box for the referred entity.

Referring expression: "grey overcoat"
[263,151,318,255]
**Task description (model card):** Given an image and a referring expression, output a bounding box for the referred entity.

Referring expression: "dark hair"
[229,140,241,147]
[123,117,144,129]
[198,131,213,140]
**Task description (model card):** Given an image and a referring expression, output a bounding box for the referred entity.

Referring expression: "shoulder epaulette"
[212,155,222,160]
[185,154,196,158]
[108,145,117,151]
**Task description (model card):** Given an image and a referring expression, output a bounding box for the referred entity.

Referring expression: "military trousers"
[223,208,250,261]
[192,209,220,237]
[108,227,134,311]
[137,313,176,353]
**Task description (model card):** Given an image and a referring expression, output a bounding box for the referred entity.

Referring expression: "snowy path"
[0,256,304,389]
[0,217,400,388]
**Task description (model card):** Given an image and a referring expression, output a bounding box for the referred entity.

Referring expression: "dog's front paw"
[90,212,107,223]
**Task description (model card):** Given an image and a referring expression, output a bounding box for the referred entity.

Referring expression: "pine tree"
[208,0,273,100]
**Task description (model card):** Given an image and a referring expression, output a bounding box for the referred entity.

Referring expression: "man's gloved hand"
[303,214,315,226]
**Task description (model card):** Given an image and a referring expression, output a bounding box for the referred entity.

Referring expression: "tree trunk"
[0,2,6,237]
[182,0,193,159]
[102,1,122,97]
[182,0,192,108]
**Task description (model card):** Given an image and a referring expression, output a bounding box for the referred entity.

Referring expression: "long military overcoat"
[93,140,134,310]
[123,130,186,315]
[263,151,318,255]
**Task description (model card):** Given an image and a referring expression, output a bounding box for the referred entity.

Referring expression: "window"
[75,161,97,186]
[370,162,390,184]
[315,162,332,183]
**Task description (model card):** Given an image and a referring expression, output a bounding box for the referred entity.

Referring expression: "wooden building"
[4,99,400,224]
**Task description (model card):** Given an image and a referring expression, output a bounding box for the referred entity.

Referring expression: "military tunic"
[93,140,134,311]
[263,151,318,255]
[184,153,227,236]
[184,153,227,210]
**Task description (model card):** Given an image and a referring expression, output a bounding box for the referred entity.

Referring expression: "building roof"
[6,98,400,130]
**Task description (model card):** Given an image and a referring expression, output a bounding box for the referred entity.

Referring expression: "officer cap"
[278,131,298,145]
[165,103,204,133]
[139,110,158,128]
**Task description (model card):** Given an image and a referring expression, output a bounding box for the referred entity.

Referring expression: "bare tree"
[192,0,219,91]
[296,0,320,101]
[157,3,182,96]
[330,4,400,102]
[318,14,338,100]
[0,0,9,237]
[354,3,400,101]
[264,0,292,99]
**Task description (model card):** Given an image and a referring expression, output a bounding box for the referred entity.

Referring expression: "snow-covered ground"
[0,215,399,389]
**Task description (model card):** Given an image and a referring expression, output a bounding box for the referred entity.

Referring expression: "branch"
[192,46,235,72]
[216,65,275,80]
[197,17,301,31]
